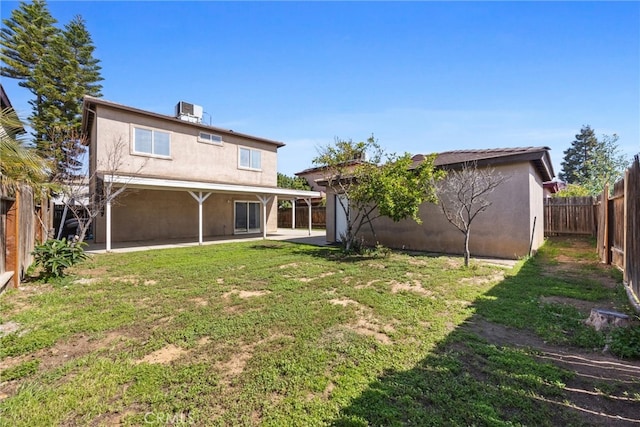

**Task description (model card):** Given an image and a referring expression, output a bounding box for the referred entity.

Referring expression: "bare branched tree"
[59,136,144,243]
[436,162,508,267]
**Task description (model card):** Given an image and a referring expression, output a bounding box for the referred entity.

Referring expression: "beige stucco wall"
[93,189,277,243]
[528,162,545,253]
[327,162,545,259]
[93,104,278,187]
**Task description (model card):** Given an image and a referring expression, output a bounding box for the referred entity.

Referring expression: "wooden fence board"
[1,184,51,290]
[596,155,640,311]
[625,156,640,301]
[544,196,595,236]
[278,206,326,229]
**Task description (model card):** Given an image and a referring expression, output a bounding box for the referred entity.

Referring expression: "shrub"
[32,238,88,280]
[609,324,640,359]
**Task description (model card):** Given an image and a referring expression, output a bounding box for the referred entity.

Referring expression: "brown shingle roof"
[412,146,555,182]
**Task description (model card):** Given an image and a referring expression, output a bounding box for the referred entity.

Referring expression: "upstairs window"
[198,132,223,145]
[239,147,261,170]
[133,127,170,157]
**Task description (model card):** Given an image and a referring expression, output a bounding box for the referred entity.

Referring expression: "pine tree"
[60,15,103,130]
[560,125,628,195]
[560,125,599,184]
[1,1,103,179]
[0,0,58,81]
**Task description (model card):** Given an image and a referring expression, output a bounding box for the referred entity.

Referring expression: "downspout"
[528,216,537,257]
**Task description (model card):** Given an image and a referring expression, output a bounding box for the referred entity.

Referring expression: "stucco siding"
[93,189,277,243]
[93,105,277,187]
[328,162,539,259]
[528,162,545,254]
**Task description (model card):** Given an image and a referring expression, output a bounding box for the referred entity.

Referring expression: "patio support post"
[106,199,112,252]
[291,200,296,229]
[188,191,212,245]
[302,197,312,236]
[256,195,273,239]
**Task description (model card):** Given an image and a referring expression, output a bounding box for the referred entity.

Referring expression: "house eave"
[100,174,322,200]
[82,96,286,148]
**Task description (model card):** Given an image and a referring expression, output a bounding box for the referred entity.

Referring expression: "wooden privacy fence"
[597,155,640,310]
[278,206,326,229]
[544,196,596,236]
[1,184,52,291]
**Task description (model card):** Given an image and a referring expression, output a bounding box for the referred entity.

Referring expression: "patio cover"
[101,174,321,251]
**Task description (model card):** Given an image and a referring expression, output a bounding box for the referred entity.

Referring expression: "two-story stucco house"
[81,97,320,250]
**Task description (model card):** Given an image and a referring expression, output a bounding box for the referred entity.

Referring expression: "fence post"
[623,169,629,284]
[11,188,21,288]
[602,184,610,264]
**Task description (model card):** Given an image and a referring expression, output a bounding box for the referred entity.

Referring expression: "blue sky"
[2,1,639,177]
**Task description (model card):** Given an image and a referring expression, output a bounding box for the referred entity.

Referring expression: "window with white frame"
[198,132,223,145]
[133,127,171,157]
[238,147,261,170]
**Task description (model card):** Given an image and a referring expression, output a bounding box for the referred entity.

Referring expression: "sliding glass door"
[234,201,261,233]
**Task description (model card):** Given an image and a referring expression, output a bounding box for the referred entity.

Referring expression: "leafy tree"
[560,125,628,195]
[314,136,443,253]
[277,172,311,191]
[553,183,591,198]
[1,1,103,178]
[436,162,507,267]
[277,172,312,209]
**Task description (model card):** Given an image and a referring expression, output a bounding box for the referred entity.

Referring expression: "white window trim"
[131,125,172,159]
[238,146,262,171]
[198,131,223,146]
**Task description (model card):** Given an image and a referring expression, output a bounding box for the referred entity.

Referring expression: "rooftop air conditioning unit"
[176,101,204,123]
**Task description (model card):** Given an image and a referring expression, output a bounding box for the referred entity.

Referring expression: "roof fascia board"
[101,174,321,199]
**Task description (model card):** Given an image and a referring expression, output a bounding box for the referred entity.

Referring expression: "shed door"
[335,194,348,242]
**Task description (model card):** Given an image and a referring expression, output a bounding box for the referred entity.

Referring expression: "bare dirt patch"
[328,297,394,344]
[137,344,187,365]
[216,334,294,385]
[390,280,433,297]
[0,330,132,375]
[460,272,505,286]
[0,321,22,337]
[354,279,381,290]
[352,318,393,344]
[190,297,209,306]
[329,298,359,307]
[279,262,300,269]
[223,289,271,299]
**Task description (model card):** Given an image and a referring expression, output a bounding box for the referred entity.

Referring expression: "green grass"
[0,238,637,426]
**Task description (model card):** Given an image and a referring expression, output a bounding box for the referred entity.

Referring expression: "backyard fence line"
[278,206,326,229]
[596,155,640,312]
[543,196,596,236]
[1,184,52,291]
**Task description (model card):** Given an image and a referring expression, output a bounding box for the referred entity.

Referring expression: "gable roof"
[295,159,368,176]
[81,96,285,148]
[412,146,555,182]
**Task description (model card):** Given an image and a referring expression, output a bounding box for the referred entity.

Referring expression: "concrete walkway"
[85,229,328,254]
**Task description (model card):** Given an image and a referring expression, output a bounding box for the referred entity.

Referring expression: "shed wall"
[327,162,541,259]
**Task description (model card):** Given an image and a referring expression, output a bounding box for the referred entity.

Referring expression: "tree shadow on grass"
[332,255,640,426]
